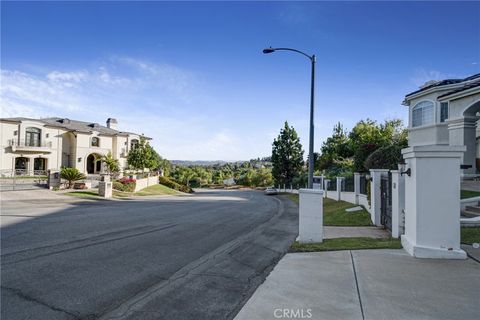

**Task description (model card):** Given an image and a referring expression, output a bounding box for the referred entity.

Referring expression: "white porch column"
[336,177,344,201]
[354,172,361,205]
[401,145,466,259]
[370,169,389,226]
[448,117,477,175]
[298,189,324,243]
[391,170,405,239]
[323,179,330,198]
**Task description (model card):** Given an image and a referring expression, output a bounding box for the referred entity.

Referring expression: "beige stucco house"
[0,117,149,176]
[403,73,480,177]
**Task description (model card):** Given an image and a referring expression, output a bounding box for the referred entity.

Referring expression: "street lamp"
[263,46,316,189]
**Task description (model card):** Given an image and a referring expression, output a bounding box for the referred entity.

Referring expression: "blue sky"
[2,1,479,160]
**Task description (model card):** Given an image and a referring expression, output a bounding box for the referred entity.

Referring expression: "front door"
[15,157,29,175]
[87,154,95,174]
[34,158,46,171]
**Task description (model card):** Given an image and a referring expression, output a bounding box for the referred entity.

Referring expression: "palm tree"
[102,152,120,177]
[60,167,86,188]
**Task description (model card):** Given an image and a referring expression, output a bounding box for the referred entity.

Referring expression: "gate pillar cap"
[299,188,324,195]
[402,145,466,159]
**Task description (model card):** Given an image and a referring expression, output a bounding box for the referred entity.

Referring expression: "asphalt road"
[1,189,298,320]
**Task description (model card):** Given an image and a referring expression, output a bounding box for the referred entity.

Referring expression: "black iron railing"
[342,176,355,192]
[359,175,368,195]
[9,139,52,148]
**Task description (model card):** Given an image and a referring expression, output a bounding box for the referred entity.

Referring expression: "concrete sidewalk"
[324,226,389,239]
[234,249,480,320]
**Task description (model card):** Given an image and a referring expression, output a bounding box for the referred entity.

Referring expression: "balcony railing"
[9,139,52,148]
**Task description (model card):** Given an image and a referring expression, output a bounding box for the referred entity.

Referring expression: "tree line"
[115,119,407,190]
[270,118,408,186]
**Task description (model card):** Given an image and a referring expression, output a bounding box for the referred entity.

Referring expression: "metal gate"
[380,172,392,230]
[0,170,48,191]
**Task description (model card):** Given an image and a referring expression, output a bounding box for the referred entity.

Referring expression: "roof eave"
[438,85,480,101]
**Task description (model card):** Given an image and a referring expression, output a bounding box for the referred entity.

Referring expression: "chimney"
[106,118,118,130]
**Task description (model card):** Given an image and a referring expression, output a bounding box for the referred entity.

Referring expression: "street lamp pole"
[263,47,316,189]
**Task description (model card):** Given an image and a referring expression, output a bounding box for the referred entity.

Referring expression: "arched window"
[91,137,100,147]
[412,101,434,127]
[25,127,41,147]
[130,139,139,150]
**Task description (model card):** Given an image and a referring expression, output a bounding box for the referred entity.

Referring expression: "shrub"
[60,167,86,189]
[159,176,193,193]
[113,177,136,192]
[364,144,403,170]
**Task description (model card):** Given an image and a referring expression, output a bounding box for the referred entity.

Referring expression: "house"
[0,117,150,175]
[402,73,480,177]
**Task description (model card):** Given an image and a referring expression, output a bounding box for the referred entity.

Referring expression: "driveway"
[1,189,298,320]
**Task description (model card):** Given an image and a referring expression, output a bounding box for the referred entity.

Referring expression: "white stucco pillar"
[391,170,405,239]
[448,117,477,175]
[354,172,361,205]
[401,145,466,259]
[323,179,330,198]
[336,177,344,201]
[369,169,389,226]
[298,189,324,243]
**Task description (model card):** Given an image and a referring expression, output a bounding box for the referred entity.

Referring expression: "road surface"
[1,189,298,320]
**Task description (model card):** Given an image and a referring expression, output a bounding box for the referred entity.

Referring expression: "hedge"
[159,176,193,193]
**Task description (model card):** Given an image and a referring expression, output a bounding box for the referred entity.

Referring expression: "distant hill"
[171,160,234,166]
[171,157,271,167]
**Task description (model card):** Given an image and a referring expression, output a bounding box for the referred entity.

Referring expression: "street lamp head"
[263,47,275,54]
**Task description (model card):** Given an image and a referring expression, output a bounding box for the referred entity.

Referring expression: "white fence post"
[390,170,405,238]
[323,179,330,198]
[336,177,344,201]
[370,169,389,226]
[298,189,324,243]
[354,172,360,205]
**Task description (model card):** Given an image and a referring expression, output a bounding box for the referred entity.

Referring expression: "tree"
[364,144,404,170]
[271,121,304,187]
[102,152,120,175]
[127,137,161,171]
[60,167,86,188]
[317,122,353,172]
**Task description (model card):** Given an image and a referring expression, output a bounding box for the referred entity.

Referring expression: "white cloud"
[0,57,263,160]
[410,69,464,88]
[47,70,88,83]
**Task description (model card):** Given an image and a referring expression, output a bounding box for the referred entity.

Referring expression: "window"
[130,139,139,150]
[25,127,41,146]
[91,137,100,147]
[412,101,434,127]
[440,102,449,122]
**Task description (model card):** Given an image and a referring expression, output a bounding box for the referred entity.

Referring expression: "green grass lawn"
[291,237,402,252]
[281,193,372,226]
[461,190,480,199]
[134,184,180,196]
[461,227,480,244]
[65,191,103,199]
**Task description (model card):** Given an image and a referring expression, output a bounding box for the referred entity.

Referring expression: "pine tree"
[271,121,304,187]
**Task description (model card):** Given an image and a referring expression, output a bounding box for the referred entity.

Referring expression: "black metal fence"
[359,175,368,195]
[327,180,337,191]
[342,176,355,192]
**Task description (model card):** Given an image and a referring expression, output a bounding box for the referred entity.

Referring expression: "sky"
[1,1,479,161]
